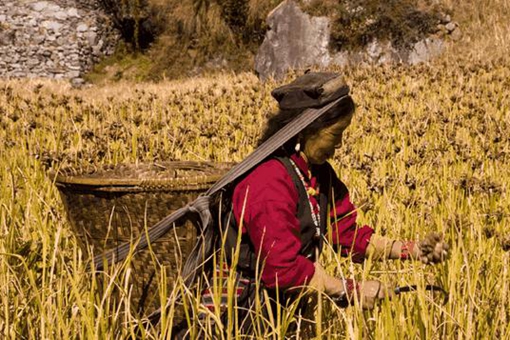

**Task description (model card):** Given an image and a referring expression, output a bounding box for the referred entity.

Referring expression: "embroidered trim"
[201,263,251,312]
[288,158,321,237]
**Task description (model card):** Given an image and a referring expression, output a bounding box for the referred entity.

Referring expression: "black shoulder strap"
[223,210,257,275]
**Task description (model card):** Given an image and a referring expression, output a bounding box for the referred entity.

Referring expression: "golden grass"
[1,0,509,338]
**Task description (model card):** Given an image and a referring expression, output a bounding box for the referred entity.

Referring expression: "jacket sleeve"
[328,169,374,262]
[232,160,315,289]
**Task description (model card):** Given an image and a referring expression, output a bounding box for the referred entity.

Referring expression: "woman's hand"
[359,280,394,310]
[367,233,449,264]
[308,262,347,297]
[331,279,394,310]
[309,263,393,310]
[411,232,450,264]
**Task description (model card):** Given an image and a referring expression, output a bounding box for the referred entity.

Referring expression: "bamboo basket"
[52,161,232,316]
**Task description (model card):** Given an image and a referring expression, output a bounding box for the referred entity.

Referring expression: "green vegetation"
[91,0,274,81]
[1,0,510,338]
[90,0,450,82]
[302,0,448,50]
[84,43,154,84]
[334,0,446,50]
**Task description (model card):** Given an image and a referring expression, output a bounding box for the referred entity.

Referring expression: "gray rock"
[67,8,80,18]
[27,58,40,66]
[255,0,331,80]
[48,67,65,73]
[66,53,80,60]
[66,70,80,78]
[450,28,462,41]
[56,36,69,45]
[43,3,61,14]
[41,20,63,31]
[84,31,97,45]
[77,23,88,32]
[53,11,68,20]
[67,64,81,70]
[13,72,28,78]
[0,15,6,22]
[445,22,456,32]
[408,38,444,65]
[32,2,49,12]
[92,45,102,56]
[372,41,399,64]
[366,40,383,60]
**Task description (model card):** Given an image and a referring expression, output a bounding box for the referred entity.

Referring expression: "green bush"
[303,0,447,51]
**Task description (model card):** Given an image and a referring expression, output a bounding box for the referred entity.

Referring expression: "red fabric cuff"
[400,241,415,260]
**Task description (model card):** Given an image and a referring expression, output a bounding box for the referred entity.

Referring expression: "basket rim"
[49,161,233,188]
[51,174,224,188]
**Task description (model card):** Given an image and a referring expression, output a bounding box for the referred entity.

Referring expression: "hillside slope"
[87,0,463,82]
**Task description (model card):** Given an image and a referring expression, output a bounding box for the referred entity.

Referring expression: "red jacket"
[232,153,374,289]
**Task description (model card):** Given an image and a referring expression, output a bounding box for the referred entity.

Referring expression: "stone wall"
[0,0,119,85]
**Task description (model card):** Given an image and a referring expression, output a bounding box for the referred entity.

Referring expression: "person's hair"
[257,96,355,154]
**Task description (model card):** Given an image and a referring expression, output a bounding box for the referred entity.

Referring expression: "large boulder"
[254,0,331,81]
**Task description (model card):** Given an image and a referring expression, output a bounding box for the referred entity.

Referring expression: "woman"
[199,72,449,336]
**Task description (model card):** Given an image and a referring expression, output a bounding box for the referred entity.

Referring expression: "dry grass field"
[1,0,509,338]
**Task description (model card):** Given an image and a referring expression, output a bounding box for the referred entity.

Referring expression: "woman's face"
[302,113,353,164]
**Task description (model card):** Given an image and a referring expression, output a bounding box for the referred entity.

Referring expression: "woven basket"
[52,161,232,316]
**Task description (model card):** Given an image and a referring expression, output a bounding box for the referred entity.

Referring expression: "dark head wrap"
[271,72,350,110]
